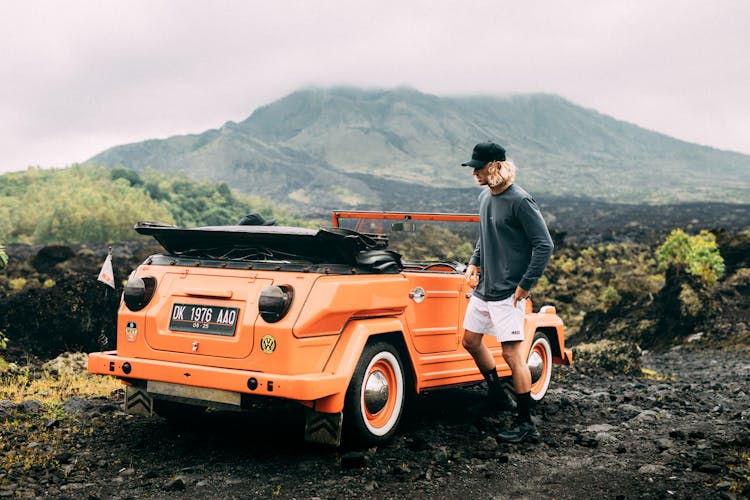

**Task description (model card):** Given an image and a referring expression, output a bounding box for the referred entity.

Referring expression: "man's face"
[472,163,490,185]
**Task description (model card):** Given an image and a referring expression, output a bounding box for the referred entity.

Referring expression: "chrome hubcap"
[528,350,544,384]
[364,370,390,415]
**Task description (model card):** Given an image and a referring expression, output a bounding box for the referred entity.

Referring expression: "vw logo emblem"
[260,335,276,354]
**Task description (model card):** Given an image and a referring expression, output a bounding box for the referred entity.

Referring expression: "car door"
[403,270,465,354]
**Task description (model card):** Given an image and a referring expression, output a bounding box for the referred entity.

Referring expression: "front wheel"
[343,342,406,446]
[528,332,553,402]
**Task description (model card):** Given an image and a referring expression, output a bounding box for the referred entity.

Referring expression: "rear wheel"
[343,342,406,446]
[528,332,553,402]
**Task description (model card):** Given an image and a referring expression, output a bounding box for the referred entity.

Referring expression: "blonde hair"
[486,160,517,188]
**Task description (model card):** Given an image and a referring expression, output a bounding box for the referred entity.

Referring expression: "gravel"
[1,347,749,499]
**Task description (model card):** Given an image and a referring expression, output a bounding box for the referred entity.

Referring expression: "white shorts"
[463,295,526,343]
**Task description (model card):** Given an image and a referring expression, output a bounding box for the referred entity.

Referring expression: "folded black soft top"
[134,222,390,266]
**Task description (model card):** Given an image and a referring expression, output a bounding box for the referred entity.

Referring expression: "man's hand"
[465,264,479,287]
[513,286,529,308]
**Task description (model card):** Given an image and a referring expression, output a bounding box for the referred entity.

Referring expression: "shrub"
[9,277,27,291]
[678,284,702,317]
[559,257,576,273]
[601,286,622,309]
[572,339,642,376]
[657,229,725,285]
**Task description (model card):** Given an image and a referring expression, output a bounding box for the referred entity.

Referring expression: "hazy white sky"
[1,0,749,173]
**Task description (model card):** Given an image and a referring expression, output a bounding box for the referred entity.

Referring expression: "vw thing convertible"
[89,211,571,446]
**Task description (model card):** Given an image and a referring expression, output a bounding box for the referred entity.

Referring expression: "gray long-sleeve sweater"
[469,184,554,301]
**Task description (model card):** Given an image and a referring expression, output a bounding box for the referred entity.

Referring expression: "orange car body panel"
[89,211,571,415]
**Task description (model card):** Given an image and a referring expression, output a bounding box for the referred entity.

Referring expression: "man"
[461,141,554,443]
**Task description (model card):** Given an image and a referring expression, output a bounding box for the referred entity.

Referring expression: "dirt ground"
[1,347,748,499]
[1,223,749,499]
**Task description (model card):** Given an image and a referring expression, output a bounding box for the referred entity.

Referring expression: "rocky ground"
[1,347,748,499]
[1,208,748,499]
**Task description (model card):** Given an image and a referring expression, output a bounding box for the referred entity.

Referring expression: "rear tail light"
[123,276,157,311]
[258,285,294,323]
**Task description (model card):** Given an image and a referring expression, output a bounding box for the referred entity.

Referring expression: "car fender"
[311,316,409,413]
[524,312,572,365]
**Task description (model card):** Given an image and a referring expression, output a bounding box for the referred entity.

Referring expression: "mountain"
[87,87,750,213]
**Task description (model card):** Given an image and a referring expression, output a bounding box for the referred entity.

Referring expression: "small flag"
[98,247,116,289]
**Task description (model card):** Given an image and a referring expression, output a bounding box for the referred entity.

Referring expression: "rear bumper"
[88,351,347,403]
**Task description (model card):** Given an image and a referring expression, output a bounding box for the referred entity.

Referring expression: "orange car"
[89,211,571,446]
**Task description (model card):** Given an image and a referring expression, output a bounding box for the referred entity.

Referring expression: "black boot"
[497,420,540,443]
[498,392,539,443]
[474,368,517,413]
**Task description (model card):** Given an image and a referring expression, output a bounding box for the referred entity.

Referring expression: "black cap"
[238,213,276,226]
[461,142,506,168]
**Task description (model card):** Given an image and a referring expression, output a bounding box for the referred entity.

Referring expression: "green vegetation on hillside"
[112,167,307,228]
[0,166,172,244]
[0,166,308,245]
[536,241,665,336]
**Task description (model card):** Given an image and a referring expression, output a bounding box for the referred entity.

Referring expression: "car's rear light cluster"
[123,276,157,311]
[258,285,294,322]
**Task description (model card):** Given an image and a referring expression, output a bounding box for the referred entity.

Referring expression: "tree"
[0,243,7,269]
[657,229,725,285]
[110,166,143,186]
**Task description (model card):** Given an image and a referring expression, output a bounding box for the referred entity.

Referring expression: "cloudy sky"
[1,0,748,174]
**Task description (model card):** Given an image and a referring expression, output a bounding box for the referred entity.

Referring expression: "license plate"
[169,303,239,336]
